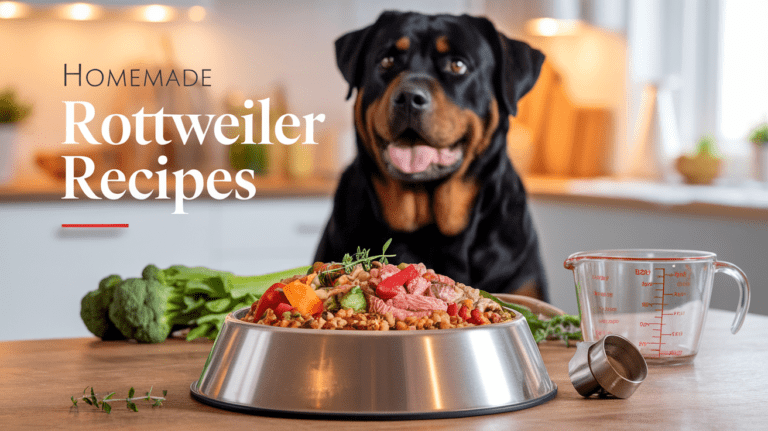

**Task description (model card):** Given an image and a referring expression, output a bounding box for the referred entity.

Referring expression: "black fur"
[315,11,548,299]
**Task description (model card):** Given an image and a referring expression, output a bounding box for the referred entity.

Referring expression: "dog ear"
[336,11,399,100]
[497,35,545,116]
[464,16,545,116]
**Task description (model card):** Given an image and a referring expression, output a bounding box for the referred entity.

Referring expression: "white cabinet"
[0,198,332,341]
[211,198,333,275]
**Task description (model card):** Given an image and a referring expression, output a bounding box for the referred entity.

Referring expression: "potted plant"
[749,122,768,182]
[675,135,722,185]
[0,88,32,183]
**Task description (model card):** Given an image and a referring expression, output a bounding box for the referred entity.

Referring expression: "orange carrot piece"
[283,274,323,315]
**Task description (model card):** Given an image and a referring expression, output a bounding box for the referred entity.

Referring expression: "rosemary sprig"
[70,386,167,413]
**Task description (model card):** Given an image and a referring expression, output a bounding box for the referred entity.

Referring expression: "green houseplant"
[0,88,32,183]
[675,135,722,185]
[0,89,32,124]
[750,123,768,146]
[750,122,768,182]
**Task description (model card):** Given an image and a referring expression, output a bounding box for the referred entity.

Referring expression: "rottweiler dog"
[315,11,548,300]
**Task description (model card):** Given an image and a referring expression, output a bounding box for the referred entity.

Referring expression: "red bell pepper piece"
[252,282,289,320]
[274,302,294,317]
[447,303,458,317]
[376,264,419,300]
[458,305,470,321]
[469,308,483,325]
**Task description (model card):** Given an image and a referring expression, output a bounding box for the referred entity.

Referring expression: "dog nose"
[393,87,432,111]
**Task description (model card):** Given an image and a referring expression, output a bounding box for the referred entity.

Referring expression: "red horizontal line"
[61,224,129,228]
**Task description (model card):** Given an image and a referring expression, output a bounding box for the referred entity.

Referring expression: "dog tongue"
[388,145,461,174]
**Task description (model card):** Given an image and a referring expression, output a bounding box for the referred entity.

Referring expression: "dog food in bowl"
[242,261,515,330]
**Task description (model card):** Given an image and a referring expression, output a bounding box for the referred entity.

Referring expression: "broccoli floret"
[108,278,186,343]
[81,264,312,343]
[323,292,340,312]
[339,286,367,313]
[141,264,166,284]
[80,275,125,340]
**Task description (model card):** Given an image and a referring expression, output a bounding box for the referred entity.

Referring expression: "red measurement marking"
[61,224,129,228]
[640,322,662,327]
[599,319,619,324]
[656,268,666,358]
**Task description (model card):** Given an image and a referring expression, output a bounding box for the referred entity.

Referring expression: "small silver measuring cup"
[569,334,648,399]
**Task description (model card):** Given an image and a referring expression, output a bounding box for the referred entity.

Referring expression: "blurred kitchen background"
[1,0,766,340]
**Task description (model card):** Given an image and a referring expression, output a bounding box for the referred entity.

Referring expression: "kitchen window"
[718,0,768,151]
[624,0,767,181]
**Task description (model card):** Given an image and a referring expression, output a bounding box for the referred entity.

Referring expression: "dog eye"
[380,57,395,69]
[448,60,467,75]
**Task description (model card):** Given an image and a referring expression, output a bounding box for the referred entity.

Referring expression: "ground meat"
[456,282,480,303]
[406,276,430,295]
[326,283,355,297]
[389,293,448,312]
[379,264,400,280]
[475,297,502,312]
[367,295,432,320]
[431,283,463,303]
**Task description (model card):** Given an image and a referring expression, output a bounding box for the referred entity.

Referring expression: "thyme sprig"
[70,386,167,413]
[325,238,396,275]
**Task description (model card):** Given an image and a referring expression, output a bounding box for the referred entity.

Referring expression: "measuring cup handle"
[715,261,751,334]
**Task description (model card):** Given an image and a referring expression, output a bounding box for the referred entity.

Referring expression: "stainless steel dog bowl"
[191,306,557,419]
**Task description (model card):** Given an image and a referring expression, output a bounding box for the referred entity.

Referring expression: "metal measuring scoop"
[569,334,648,399]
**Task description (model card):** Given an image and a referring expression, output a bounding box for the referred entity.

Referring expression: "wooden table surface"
[1,309,765,430]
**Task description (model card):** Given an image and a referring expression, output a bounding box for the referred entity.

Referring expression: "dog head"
[336,11,544,184]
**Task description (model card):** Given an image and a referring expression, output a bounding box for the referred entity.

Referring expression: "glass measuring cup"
[564,250,750,365]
